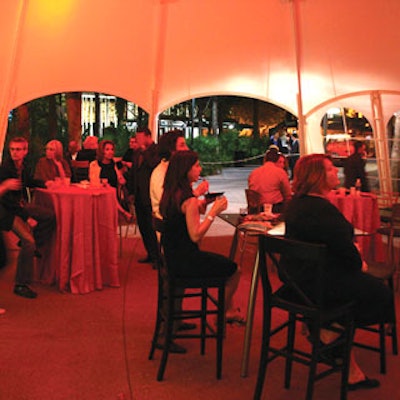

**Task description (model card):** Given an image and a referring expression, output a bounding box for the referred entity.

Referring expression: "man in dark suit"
[288,132,300,179]
[128,128,160,266]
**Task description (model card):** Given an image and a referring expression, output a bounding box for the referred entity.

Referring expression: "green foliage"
[4,96,69,170]
[190,130,270,176]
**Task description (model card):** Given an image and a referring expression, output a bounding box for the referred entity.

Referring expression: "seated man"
[0,177,27,311]
[248,147,292,213]
[0,137,56,299]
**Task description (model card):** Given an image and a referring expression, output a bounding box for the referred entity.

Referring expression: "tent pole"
[370,91,392,194]
[150,89,159,141]
[150,0,170,141]
[0,0,28,161]
[291,0,306,155]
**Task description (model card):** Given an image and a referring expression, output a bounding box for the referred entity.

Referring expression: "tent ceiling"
[0,0,399,150]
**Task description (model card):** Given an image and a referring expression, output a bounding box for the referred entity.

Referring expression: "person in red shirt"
[248,148,292,213]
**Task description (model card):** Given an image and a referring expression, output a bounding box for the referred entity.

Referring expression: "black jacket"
[128,142,160,206]
[0,158,45,218]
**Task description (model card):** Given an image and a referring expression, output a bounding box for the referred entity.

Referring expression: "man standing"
[343,140,370,192]
[122,136,139,170]
[150,130,209,219]
[128,128,160,267]
[288,132,299,179]
[0,137,56,298]
[66,140,80,161]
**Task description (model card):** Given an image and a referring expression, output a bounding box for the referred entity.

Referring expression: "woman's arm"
[115,164,126,186]
[35,158,58,185]
[61,159,72,178]
[307,204,363,271]
[183,195,228,243]
[0,179,21,197]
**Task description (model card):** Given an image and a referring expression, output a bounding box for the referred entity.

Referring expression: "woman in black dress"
[160,150,241,321]
[89,140,133,221]
[284,153,393,391]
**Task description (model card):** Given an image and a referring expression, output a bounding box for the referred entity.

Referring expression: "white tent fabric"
[1,0,400,183]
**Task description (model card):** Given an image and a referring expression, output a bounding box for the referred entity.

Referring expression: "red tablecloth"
[34,185,120,294]
[327,191,384,262]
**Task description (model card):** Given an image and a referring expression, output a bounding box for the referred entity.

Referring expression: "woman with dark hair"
[89,140,133,221]
[89,140,123,188]
[284,153,394,391]
[160,150,242,322]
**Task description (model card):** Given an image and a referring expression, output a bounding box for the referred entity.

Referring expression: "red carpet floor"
[0,233,399,400]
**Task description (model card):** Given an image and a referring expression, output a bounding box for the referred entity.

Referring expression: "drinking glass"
[239,207,248,217]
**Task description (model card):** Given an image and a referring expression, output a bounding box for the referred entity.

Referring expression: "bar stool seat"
[148,217,227,381]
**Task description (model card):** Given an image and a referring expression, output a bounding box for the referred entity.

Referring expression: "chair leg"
[238,232,247,268]
[340,317,354,400]
[391,322,398,355]
[388,276,398,355]
[118,224,122,256]
[379,323,387,374]
[305,325,319,400]
[201,288,207,355]
[216,285,225,380]
[253,309,272,400]
[284,314,296,389]
[157,285,175,381]
[124,222,130,238]
[149,274,165,360]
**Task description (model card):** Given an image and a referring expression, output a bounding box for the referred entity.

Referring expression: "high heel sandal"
[226,308,246,326]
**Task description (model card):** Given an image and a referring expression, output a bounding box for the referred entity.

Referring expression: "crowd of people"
[0,134,137,306]
[0,129,394,391]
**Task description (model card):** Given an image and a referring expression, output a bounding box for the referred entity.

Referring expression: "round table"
[34,184,119,294]
[327,190,384,262]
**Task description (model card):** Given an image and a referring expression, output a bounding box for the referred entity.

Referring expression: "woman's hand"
[54,160,66,178]
[354,240,368,272]
[209,195,228,216]
[27,217,38,229]
[53,159,63,168]
[118,175,126,186]
[193,179,209,197]
[1,178,21,191]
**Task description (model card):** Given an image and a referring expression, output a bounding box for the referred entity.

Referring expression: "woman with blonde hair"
[34,140,71,186]
[283,153,394,391]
